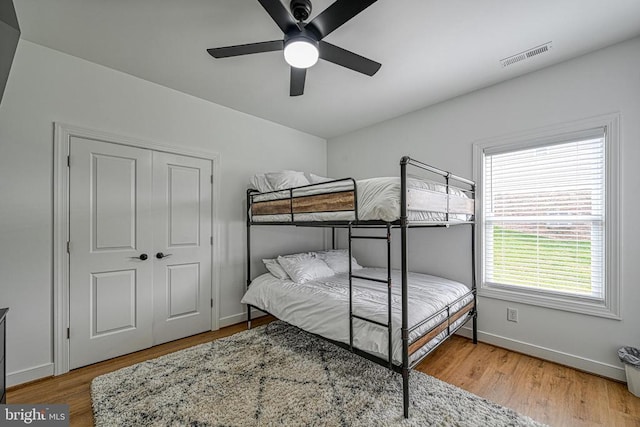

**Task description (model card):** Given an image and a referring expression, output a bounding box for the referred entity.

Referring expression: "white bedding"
[241,268,474,365]
[251,176,473,223]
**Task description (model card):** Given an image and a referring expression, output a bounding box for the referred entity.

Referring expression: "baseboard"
[456,326,626,382]
[218,309,267,329]
[7,363,54,387]
[8,314,268,387]
[218,313,245,328]
[7,326,623,388]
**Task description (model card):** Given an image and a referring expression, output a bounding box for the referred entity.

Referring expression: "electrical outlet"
[507,307,519,322]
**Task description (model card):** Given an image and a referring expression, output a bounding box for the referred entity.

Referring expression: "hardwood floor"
[417,336,640,427]
[8,318,640,426]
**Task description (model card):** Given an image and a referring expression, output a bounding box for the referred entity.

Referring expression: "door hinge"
[67,155,71,167]
[66,241,71,254]
[210,175,213,184]
[67,327,70,339]
[211,299,213,308]
[210,236,213,246]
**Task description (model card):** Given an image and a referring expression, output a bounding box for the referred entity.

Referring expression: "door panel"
[152,152,212,345]
[91,270,137,336]
[92,155,137,251]
[168,165,201,246]
[167,263,200,318]
[69,138,154,369]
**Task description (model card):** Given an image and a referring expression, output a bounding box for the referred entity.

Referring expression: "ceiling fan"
[207,0,381,96]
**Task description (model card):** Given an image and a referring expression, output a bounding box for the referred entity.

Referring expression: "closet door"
[68,139,214,369]
[151,152,212,344]
[69,138,154,369]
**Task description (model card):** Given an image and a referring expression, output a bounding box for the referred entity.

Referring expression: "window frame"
[472,113,621,319]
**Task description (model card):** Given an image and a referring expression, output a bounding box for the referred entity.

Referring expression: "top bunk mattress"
[250,176,474,224]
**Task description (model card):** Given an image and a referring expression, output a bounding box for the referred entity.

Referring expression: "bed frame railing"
[246,156,477,418]
[249,177,359,223]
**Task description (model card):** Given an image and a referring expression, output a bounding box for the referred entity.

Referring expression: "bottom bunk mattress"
[241,268,474,366]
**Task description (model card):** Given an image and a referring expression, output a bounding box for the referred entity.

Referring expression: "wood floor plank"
[8,319,640,426]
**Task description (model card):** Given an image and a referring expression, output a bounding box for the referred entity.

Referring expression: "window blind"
[483,128,605,299]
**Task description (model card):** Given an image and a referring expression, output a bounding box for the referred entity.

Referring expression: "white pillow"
[278,252,314,262]
[249,173,274,193]
[314,249,363,274]
[307,173,333,184]
[262,259,290,280]
[266,171,310,190]
[277,256,335,283]
[275,252,314,269]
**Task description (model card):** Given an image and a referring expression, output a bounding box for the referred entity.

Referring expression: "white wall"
[328,36,640,380]
[0,41,327,385]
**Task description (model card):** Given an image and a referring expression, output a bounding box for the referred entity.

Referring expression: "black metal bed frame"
[245,156,478,418]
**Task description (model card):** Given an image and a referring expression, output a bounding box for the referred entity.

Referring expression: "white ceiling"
[12,0,640,138]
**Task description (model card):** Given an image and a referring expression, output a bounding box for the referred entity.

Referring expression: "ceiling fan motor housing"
[284,29,318,46]
[290,0,312,22]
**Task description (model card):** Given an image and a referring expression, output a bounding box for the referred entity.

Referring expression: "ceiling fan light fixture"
[207,0,381,96]
[284,36,319,69]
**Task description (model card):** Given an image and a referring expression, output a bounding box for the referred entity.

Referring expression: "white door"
[152,152,212,345]
[69,138,213,369]
[69,138,154,369]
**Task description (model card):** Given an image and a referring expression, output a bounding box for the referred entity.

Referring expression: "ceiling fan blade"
[258,0,300,34]
[306,0,377,40]
[290,67,306,96]
[207,40,283,58]
[319,41,381,76]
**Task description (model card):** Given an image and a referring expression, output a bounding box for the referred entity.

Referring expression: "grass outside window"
[488,226,593,295]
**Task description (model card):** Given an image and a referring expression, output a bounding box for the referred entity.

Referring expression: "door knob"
[156,252,173,259]
[131,253,148,261]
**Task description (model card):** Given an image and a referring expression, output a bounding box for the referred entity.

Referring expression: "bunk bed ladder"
[348,223,394,369]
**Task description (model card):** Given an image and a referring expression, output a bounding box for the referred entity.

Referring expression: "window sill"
[478,284,621,320]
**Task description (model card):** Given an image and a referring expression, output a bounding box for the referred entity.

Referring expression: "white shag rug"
[91,321,547,426]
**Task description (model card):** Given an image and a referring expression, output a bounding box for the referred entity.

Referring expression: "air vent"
[500,42,552,68]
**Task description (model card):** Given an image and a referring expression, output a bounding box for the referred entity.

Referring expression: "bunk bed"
[243,156,477,418]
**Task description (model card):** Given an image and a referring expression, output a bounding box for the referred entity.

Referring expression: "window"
[473,115,620,318]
